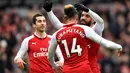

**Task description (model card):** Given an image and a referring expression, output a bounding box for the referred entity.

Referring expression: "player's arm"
[48,35,64,65]
[14,38,28,70]
[74,3,104,36]
[48,33,63,72]
[81,25,122,55]
[47,11,64,29]
[42,0,63,29]
[55,45,64,66]
[48,34,57,68]
[88,9,104,36]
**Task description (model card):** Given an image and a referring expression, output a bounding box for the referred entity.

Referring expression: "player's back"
[55,24,92,73]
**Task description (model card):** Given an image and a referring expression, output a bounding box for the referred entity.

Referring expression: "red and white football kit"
[14,33,63,73]
[88,40,100,73]
[47,9,104,73]
[48,24,122,73]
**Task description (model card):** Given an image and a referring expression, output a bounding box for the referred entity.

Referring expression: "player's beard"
[80,19,92,26]
[37,26,46,33]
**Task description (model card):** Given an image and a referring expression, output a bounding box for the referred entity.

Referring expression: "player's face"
[80,11,92,26]
[35,16,46,32]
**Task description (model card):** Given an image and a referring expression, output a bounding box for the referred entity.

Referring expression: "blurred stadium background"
[0,0,130,73]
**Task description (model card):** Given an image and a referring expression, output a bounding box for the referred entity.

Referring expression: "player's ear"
[32,24,36,28]
[76,15,78,21]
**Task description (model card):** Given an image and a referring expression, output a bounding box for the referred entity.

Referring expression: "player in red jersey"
[74,3,104,73]
[46,4,122,73]
[14,14,64,73]
[43,2,104,73]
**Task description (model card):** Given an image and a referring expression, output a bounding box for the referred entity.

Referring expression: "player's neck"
[34,31,46,38]
[65,19,77,25]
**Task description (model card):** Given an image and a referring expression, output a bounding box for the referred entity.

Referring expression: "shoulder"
[55,28,64,34]
[20,35,34,48]
[74,24,95,35]
[47,35,52,38]
[74,24,91,30]
[51,28,65,40]
[22,35,34,43]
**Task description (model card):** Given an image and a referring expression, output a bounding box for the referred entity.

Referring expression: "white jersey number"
[61,38,82,57]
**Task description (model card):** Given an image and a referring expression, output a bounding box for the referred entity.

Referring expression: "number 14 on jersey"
[61,38,82,57]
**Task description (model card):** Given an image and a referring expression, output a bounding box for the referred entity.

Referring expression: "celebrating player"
[42,1,117,73]
[45,3,122,73]
[74,3,104,73]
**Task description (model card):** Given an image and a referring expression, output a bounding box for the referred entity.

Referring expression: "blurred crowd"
[0,0,130,73]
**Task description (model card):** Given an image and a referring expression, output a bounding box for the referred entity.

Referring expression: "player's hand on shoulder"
[42,0,52,12]
[74,3,89,12]
[15,58,26,70]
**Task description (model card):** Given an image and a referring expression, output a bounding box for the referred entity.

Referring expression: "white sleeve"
[48,33,58,68]
[47,10,63,29]
[82,26,122,51]
[55,45,64,64]
[14,38,28,62]
[88,9,104,36]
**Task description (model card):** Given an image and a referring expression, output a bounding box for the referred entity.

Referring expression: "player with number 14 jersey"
[55,24,93,73]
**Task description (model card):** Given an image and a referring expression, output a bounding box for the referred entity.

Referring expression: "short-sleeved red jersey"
[55,24,92,73]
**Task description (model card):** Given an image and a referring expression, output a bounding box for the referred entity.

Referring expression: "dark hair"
[32,14,43,24]
[64,4,78,19]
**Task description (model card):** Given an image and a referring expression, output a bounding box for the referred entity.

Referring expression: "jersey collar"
[33,32,47,39]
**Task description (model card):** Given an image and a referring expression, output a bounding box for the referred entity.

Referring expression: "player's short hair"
[32,14,44,24]
[64,4,78,19]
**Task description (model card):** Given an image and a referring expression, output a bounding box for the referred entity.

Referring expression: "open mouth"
[81,21,86,24]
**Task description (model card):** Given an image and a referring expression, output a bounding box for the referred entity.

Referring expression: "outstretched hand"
[74,3,89,12]
[42,0,52,12]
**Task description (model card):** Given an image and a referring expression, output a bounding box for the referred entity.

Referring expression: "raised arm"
[88,9,104,36]
[74,3,104,36]
[47,11,64,29]
[42,0,63,29]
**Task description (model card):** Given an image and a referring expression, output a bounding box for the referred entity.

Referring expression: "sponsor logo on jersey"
[33,48,48,57]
